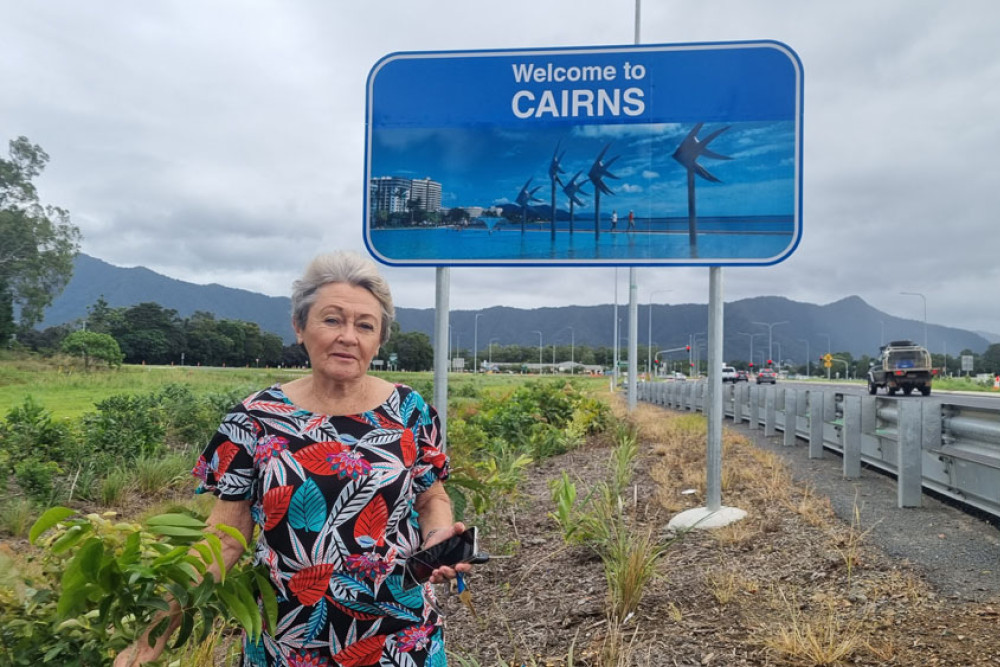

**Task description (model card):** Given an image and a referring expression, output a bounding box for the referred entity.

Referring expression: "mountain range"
[40,254,995,361]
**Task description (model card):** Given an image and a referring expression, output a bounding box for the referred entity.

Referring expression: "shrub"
[14,458,62,502]
[134,452,192,496]
[0,396,77,464]
[99,468,133,507]
[81,393,167,463]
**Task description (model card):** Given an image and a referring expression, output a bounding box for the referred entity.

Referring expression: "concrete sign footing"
[667,505,747,531]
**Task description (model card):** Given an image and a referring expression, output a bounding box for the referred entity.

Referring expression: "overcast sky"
[3,1,999,338]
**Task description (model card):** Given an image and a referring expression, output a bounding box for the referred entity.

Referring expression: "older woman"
[117,251,468,666]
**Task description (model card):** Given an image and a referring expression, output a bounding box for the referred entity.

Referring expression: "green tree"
[61,330,124,369]
[983,344,1000,374]
[0,137,81,339]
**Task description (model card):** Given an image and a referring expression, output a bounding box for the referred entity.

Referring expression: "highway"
[776,379,1000,410]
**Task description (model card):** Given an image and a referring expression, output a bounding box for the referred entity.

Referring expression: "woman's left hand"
[422,521,474,585]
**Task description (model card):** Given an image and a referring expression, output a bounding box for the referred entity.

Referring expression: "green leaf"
[172,610,195,649]
[254,569,278,634]
[146,513,207,529]
[152,545,189,568]
[215,523,248,551]
[29,506,77,544]
[50,524,93,555]
[204,533,226,583]
[235,576,262,639]
[192,543,214,566]
[217,587,254,636]
[146,524,205,540]
[75,538,104,581]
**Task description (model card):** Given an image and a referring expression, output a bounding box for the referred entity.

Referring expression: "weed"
[13,458,61,502]
[134,452,192,495]
[706,570,739,605]
[759,590,865,665]
[608,422,639,497]
[99,468,133,506]
[602,521,665,625]
[0,499,35,537]
[828,499,877,587]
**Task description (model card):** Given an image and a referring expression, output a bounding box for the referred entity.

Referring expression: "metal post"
[783,389,798,446]
[433,268,450,448]
[628,268,638,412]
[808,390,824,458]
[764,387,776,437]
[706,266,723,511]
[897,400,923,507]
[843,395,861,479]
[473,313,482,375]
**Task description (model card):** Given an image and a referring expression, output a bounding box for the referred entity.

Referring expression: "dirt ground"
[440,400,1000,666]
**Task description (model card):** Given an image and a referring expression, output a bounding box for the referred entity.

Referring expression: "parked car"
[735,370,749,382]
[670,371,687,381]
[756,367,778,384]
[721,366,738,382]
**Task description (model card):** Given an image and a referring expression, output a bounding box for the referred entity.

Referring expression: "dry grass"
[756,589,867,665]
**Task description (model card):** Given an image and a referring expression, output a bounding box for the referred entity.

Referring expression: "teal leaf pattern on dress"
[288,478,326,532]
[385,574,424,609]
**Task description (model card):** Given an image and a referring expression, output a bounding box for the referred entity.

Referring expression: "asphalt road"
[776,379,1000,409]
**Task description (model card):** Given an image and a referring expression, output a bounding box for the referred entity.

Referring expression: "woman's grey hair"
[291,251,395,345]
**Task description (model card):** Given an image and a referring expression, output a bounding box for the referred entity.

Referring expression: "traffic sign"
[822,353,833,362]
[365,41,803,267]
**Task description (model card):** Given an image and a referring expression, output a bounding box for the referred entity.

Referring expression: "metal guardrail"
[637,380,1000,519]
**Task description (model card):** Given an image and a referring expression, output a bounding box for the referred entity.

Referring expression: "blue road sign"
[364,41,803,267]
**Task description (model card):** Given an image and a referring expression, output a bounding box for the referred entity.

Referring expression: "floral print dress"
[193,383,450,667]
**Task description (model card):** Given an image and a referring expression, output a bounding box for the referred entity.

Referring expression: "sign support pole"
[433,267,449,448]
[628,268,638,412]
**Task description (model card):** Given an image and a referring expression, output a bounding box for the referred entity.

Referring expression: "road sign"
[961,355,973,372]
[365,41,803,267]
[824,360,833,369]
[822,353,833,362]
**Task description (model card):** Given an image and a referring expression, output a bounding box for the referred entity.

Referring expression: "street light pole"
[648,289,673,378]
[799,338,810,377]
[473,313,483,375]
[736,332,766,370]
[532,330,543,373]
[752,320,788,365]
[488,337,499,365]
[899,291,928,349]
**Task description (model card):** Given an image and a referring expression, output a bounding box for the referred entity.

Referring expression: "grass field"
[0,358,609,420]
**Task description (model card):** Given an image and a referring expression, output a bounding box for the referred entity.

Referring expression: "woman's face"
[296,282,382,384]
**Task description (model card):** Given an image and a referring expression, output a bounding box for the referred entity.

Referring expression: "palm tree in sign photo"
[671,122,732,258]
[515,177,543,234]
[561,170,588,235]
[587,142,620,240]
[548,141,566,241]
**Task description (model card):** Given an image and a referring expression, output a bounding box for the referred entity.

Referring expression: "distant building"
[409,177,442,212]
[370,176,443,221]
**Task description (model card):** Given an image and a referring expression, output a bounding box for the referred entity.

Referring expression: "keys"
[456,573,477,619]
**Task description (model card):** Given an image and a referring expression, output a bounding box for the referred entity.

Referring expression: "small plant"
[0,499,35,537]
[828,499,877,587]
[135,452,192,496]
[5,507,277,664]
[602,521,665,624]
[548,471,580,542]
[608,422,639,497]
[99,468,133,506]
[759,590,865,665]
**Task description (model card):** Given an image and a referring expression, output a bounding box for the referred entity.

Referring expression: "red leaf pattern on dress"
[288,563,336,606]
[400,429,416,467]
[215,440,239,476]
[353,494,388,547]
[331,634,388,667]
[263,485,294,531]
[295,441,349,476]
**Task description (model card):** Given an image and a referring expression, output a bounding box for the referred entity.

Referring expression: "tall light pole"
[647,289,672,378]
[899,291,927,349]
[799,338,810,377]
[488,337,499,365]
[532,330,543,372]
[473,313,483,374]
[818,333,831,380]
[736,332,766,370]
[752,320,788,365]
